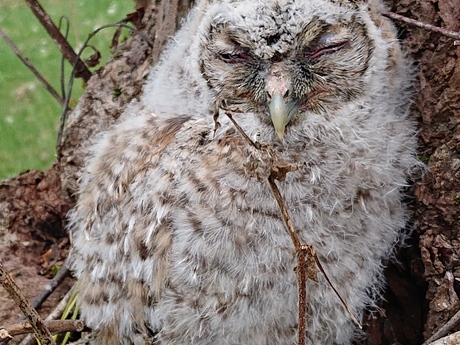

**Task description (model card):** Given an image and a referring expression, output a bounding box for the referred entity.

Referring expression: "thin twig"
[423,308,460,345]
[227,113,363,344]
[18,284,76,345]
[0,320,85,339]
[30,265,70,312]
[56,22,153,154]
[384,11,460,42]
[267,175,302,249]
[24,0,91,82]
[267,175,307,345]
[268,174,363,344]
[0,27,64,106]
[17,265,70,325]
[60,284,80,345]
[225,113,260,149]
[427,331,460,345]
[309,247,362,329]
[0,262,56,345]
[46,284,75,323]
[57,16,71,100]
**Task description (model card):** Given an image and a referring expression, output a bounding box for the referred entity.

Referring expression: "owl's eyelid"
[217,50,250,63]
[307,39,349,59]
[216,43,251,63]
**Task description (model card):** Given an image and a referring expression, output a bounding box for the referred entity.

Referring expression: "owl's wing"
[69,113,192,342]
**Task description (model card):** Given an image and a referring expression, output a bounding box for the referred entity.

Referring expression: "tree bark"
[0,0,459,343]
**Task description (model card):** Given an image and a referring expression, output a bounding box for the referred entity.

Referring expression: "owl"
[69,0,419,344]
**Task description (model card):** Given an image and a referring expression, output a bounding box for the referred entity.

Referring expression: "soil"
[0,168,74,343]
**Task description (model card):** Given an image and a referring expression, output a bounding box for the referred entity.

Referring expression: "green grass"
[0,0,134,180]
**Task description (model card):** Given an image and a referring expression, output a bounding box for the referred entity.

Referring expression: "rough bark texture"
[0,0,459,343]
[398,0,460,341]
[58,0,194,194]
[359,1,460,343]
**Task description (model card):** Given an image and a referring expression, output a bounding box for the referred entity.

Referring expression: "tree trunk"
[403,0,460,340]
[0,0,458,343]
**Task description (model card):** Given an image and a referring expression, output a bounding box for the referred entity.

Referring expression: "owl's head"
[198,0,400,139]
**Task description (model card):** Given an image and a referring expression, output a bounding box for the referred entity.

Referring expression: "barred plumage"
[69,0,420,343]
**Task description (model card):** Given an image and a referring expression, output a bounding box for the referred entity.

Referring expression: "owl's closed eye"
[201,13,373,139]
[70,1,419,344]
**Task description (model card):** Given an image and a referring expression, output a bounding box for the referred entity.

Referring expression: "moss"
[113,87,122,97]
[418,155,430,164]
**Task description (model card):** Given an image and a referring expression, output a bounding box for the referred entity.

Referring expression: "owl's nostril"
[267,89,290,102]
[266,91,272,101]
[266,64,291,103]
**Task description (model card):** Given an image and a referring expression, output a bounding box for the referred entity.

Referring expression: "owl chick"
[69,0,419,344]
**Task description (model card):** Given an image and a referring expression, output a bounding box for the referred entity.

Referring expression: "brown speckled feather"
[69,0,421,344]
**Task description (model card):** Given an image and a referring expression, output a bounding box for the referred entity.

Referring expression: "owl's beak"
[266,63,298,140]
[268,92,299,140]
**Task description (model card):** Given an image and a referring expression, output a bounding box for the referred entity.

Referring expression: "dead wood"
[24,0,91,82]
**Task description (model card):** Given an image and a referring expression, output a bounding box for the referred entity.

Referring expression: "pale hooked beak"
[268,93,299,140]
[266,63,299,140]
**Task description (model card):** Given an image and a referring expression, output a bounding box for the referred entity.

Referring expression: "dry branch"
[0,262,56,345]
[24,0,91,82]
[56,22,153,152]
[0,27,64,106]
[423,309,460,345]
[384,11,460,43]
[427,331,460,345]
[267,174,310,345]
[0,320,85,339]
[30,265,70,312]
[267,176,362,345]
[18,285,77,345]
[224,111,362,345]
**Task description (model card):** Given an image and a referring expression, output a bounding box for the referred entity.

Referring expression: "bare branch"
[427,331,460,345]
[225,113,260,149]
[0,26,64,107]
[0,262,56,345]
[267,175,302,249]
[225,111,362,344]
[267,175,307,345]
[24,0,92,82]
[30,265,70,312]
[0,320,85,339]
[384,11,460,42]
[309,246,362,329]
[423,308,460,345]
[18,284,77,345]
[57,16,71,100]
[268,175,363,337]
[56,22,153,153]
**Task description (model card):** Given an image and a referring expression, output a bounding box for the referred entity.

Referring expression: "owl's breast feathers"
[72,106,415,343]
[70,1,420,343]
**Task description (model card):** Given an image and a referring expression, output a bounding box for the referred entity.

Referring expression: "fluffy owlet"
[69,0,419,344]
